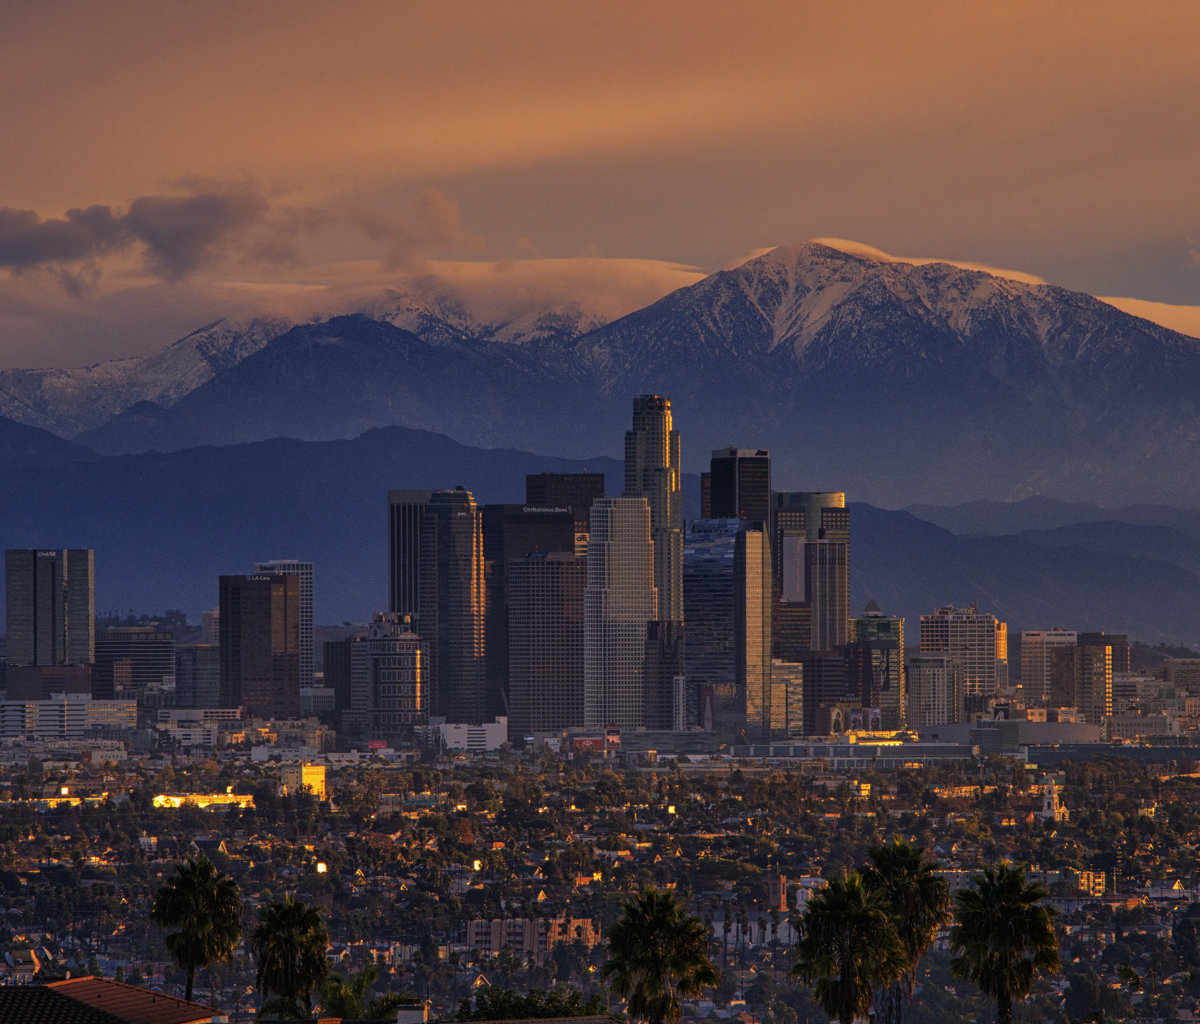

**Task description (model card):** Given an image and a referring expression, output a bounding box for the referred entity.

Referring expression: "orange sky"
[2,2,1199,366]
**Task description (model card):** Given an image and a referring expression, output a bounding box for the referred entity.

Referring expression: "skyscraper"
[769,493,849,649]
[771,659,804,739]
[525,473,605,554]
[1021,629,1078,702]
[584,497,657,729]
[176,644,220,708]
[919,603,1007,707]
[799,649,851,736]
[254,561,314,687]
[93,627,175,701]
[420,488,486,723]
[643,619,686,732]
[388,489,435,618]
[904,652,961,728]
[508,552,586,740]
[219,574,300,719]
[1075,632,1128,724]
[482,504,576,718]
[849,601,905,728]
[681,519,772,741]
[344,613,427,738]
[5,549,94,667]
[709,448,771,521]
[624,395,683,622]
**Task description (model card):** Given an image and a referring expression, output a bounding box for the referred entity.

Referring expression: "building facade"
[623,395,683,622]
[5,549,94,668]
[919,603,1007,706]
[254,560,314,688]
[482,505,577,720]
[419,488,486,723]
[1021,629,1078,702]
[769,493,849,649]
[219,574,301,719]
[93,627,175,700]
[507,552,586,740]
[525,472,605,554]
[905,651,962,728]
[387,489,434,618]
[708,448,771,521]
[584,497,658,729]
[176,644,220,708]
[345,613,428,737]
[850,601,906,728]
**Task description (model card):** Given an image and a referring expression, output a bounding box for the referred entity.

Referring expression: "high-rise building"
[644,620,686,732]
[176,645,220,708]
[584,497,658,729]
[769,494,849,650]
[201,608,219,645]
[5,549,94,667]
[919,603,1007,705]
[1021,629,1078,702]
[734,522,773,742]
[483,505,576,719]
[420,488,486,723]
[525,473,605,554]
[344,613,427,738]
[682,519,773,740]
[219,574,300,719]
[904,651,962,728]
[624,396,683,622]
[771,659,804,739]
[799,649,851,736]
[254,561,314,688]
[709,448,771,521]
[323,625,369,716]
[682,520,738,727]
[507,552,587,740]
[1073,633,1128,724]
[93,627,175,700]
[849,601,906,728]
[388,489,435,618]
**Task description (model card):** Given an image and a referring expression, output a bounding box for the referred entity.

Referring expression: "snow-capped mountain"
[20,240,1200,506]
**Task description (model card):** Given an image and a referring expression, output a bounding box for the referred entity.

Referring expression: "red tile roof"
[44,977,218,1024]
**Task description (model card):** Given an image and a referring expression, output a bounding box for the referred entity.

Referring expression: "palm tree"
[790,872,907,1024]
[250,897,330,1016]
[150,856,243,1002]
[948,861,1061,1024]
[601,887,719,1024]
[861,839,951,1024]
[319,963,406,1020]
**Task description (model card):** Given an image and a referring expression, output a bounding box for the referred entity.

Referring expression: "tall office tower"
[700,473,712,519]
[93,627,175,700]
[5,549,95,667]
[919,603,1007,705]
[682,520,738,727]
[388,489,435,617]
[623,395,683,622]
[709,448,771,521]
[508,552,587,741]
[771,659,804,739]
[176,644,220,708]
[904,652,962,728]
[420,488,486,723]
[344,613,427,738]
[1074,633,1128,724]
[643,620,686,731]
[799,649,850,736]
[482,505,577,719]
[680,519,772,740]
[1049,645,1078,707]
[219,574,300,719]
[525,473,605,554]
[806,541,850,650]
[769,493,850,650]
[201,608,219,645]
[773,587,812,661]
[734,522,773,742]
[323,625,370,716]
[1021,629,1077,701]
[584,497,658,729]
[849,601,906,728]
[254,561,314,687]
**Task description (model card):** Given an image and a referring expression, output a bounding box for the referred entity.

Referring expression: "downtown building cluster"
[0,395,1165,754]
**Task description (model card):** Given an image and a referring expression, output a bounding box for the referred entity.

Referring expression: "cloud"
[0,186,268,282]
[348,189,484,271]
